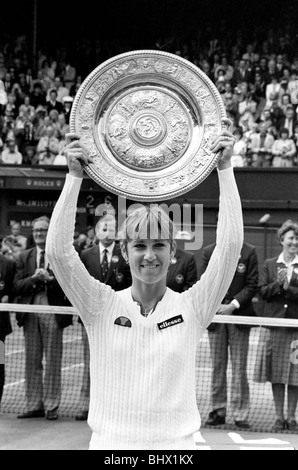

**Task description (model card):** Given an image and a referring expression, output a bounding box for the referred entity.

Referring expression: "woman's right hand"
[64,133,94,178]
[210,118,236,170]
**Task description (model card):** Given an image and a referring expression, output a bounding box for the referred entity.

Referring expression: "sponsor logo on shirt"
[157,315,184,331]
[114,316,132,328]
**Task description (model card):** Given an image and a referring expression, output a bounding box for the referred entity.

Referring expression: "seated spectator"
[1,235,22,260]
[2,94,18,138]
[0,79,8,106]
[271,127,297,167]
[36,124,60,165]
[0,139,22,165]
[233,59,253,87]
[264,59,278,85]
[265,75,281,110]
[287,70,298,102]
[15,108,35,153]
[29,83,47,109]
[46,89,64,114]
[62,96,73,124]
[250,122,275,167]
[268,99,284,128]
[56,112,69,139]
[251,70,266,103]
[62,59,76,91]
[278,105,297,138]
[9,221,27,251]
[69,75,82,98]
[236,82,257,131]
[279,93,292,116]
[215,69,226,93]
[23,145,38,165]
[47,77,69,103]
[33,113,51,143]
[41,59,55,88]
[19,95,35,121]
[48,109,60,137]
[231,127,247,167]
[221,82,238,121]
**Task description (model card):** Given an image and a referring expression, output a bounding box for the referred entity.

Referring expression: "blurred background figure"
[231,126,247,167]
[75,214,132,421]
[255,219,298,432]
[202,241,259,430]
[0,252,16,406]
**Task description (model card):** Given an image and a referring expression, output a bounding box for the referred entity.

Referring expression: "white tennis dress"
[47,167,243,450]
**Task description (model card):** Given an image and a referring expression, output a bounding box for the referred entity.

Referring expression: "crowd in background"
[0,12,298,168]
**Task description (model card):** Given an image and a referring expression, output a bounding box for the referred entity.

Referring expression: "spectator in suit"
[46,89,63,115]
[29,83,47,109]
[0,140,23,165]
[250,122,275,167]
[232,59,253,87]
[13,216,72,421]
[36,125,60,165]
[255,219,298,432]
[75,214,132,421]
[277,105,297,139]
[167,245,197,293]
[62,59,76,91]
[0,253,16,406]
[271,127,297,167]
[202,242,259,429]
[9,221,27,251]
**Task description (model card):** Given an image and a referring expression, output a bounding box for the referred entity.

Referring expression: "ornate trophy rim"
[70,49,226,202]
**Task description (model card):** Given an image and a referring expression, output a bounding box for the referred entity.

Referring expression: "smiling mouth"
[141,265,159,269]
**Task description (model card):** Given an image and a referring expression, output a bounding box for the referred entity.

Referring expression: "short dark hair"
[279,127,289,137]
[276,219,298,242]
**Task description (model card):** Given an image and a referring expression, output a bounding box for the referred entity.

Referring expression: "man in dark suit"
[167,247,197,293]
[13,216,72,421]
[46,89,64,114]
[0,253,16,405]
[201,242,259,429]
[232,59,253,87]
[277,105,297,139]
[75,214,132,421]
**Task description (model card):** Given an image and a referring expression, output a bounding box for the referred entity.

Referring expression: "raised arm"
[46,134,115,326]
[183,120,244,329]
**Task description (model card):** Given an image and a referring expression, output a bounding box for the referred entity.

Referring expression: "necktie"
[39,250,45,269]
[101,249,109,280]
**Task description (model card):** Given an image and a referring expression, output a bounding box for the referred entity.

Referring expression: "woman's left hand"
[210,118,236,170]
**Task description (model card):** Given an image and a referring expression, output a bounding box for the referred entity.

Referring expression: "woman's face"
[127,239,172,285]
[281,230,298,257]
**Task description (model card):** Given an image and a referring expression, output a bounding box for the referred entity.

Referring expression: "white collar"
[36,246,45,255]
[99,242,115,255]
[277,252,298,266]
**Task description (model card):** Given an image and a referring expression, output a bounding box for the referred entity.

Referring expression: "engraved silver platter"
[70,50,226,201]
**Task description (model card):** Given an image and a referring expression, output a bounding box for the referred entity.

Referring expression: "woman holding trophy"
[46,122,242,450]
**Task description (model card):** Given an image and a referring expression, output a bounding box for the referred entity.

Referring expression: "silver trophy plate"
[70,50,226,202]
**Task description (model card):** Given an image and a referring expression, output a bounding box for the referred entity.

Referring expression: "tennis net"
[0,303,298,434]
